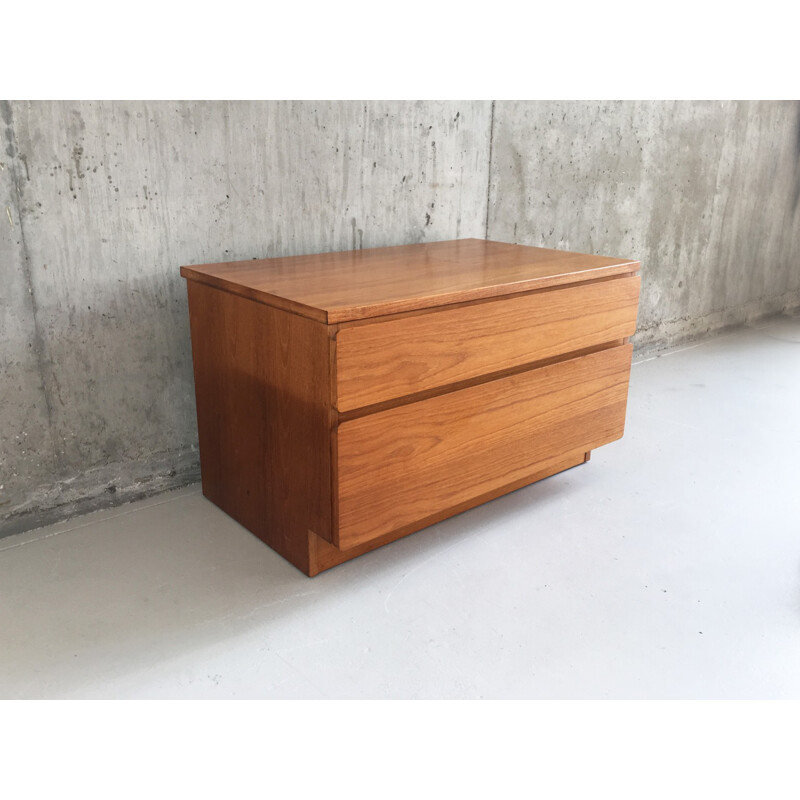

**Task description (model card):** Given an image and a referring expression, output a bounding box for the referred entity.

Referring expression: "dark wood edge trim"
[335,340,629,422]
[328,325,341,548]
[328,325,339,410]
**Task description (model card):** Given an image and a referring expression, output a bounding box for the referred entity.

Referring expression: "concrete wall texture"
[1,100,799,536]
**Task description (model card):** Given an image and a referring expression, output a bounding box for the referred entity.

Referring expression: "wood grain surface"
[335,345,633,550]
[186,281,333,573]
[335,275,640,411]
[309,450,590,575]
[181,238,639,323]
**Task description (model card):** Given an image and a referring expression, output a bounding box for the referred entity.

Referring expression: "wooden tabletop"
[180,238,639,323]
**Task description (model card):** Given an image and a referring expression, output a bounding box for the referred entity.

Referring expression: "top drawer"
[334,274,640,412]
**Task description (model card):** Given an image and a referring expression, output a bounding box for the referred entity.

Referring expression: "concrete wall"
[1,100,798,536]
[488,101,800,347]
[0,100,492,535]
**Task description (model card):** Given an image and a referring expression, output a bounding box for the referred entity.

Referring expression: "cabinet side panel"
[186,282,332,573]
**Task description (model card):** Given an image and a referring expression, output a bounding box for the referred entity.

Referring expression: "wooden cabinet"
[181,238,640,576]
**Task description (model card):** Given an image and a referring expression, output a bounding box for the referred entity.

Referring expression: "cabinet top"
[180,238,639,323]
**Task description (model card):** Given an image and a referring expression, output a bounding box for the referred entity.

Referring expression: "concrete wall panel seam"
[484,99,496,239]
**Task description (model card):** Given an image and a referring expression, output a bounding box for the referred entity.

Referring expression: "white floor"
[2,314,799,699]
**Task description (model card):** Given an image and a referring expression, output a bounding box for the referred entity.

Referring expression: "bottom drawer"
[335,344,633,549]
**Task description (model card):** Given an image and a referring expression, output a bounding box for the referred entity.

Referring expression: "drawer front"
[335,344,633,550]
[334,275,639,412]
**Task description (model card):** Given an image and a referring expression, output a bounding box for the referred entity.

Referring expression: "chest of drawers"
[181,239,640,576]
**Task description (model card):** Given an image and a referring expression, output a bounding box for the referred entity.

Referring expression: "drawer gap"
[336,339,626,422]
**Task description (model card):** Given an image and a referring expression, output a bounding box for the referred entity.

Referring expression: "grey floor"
[2,314,799,699]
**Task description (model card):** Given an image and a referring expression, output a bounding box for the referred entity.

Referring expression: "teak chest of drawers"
[181,239,640,576]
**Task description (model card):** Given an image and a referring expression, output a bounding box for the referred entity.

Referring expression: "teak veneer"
[182,238,640,576]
